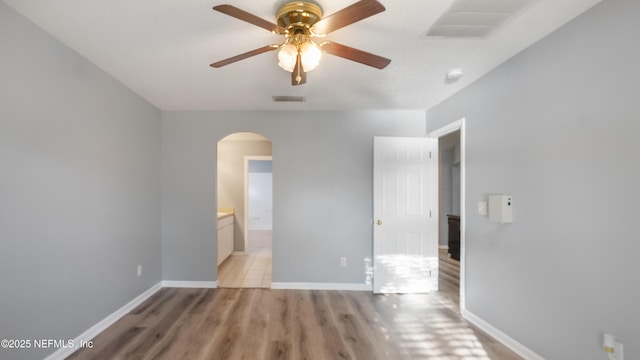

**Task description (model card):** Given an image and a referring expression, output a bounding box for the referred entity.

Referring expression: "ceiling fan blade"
[321,41,391,69]
[213,4,286,34]
[311,0,385,35]
[291,53,307,86]
[210,44,279,68]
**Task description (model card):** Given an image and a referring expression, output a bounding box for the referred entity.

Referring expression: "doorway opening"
[429,118,466,312]
[216,132,272,288]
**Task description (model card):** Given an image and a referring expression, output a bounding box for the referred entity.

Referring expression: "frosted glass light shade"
[300,40,321,71]
[277,39,322,72]
[277,42,298,72]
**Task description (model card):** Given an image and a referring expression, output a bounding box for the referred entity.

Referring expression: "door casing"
[428,118,466,311]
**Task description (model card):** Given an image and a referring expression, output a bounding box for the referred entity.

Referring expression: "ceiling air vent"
[424,0,536,38]
[273,95,306,102]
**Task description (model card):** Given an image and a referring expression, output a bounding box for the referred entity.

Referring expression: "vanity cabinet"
[217,215,234,265]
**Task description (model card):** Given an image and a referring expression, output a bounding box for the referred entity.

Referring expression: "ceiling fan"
[210,0,391,86]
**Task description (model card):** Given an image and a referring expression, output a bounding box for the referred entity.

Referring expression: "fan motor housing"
[276,1,323,33]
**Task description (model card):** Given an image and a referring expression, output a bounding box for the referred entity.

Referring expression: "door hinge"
[429,151,432,159]
[429,210,432,218]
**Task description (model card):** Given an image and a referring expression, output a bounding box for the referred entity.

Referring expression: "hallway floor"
[218,247,272,288]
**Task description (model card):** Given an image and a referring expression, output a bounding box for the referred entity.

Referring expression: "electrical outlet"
[340,257,347,267]
[613,342,624,360]
[137,265,142,277]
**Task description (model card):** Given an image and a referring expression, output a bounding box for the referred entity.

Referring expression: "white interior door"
[248,170,272,230]
[373,136,438,293]
[244,156,272,253]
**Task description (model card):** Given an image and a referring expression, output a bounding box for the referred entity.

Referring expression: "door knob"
[376,219,382,225]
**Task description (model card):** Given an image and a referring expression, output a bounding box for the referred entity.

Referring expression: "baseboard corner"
[461,308,544,360]
[43,282,162,360]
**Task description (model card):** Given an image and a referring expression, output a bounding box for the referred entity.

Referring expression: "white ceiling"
[3,0,601,111]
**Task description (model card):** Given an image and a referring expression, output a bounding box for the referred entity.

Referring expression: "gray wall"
[426,0,639,358]
[217,140,272,251]
[161,111,425,283]
[0,4,161,360]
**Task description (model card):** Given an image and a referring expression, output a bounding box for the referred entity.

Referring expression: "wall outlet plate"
[614,341,624,360]
[340,257,347,267]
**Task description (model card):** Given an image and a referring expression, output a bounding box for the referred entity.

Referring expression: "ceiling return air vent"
[424,0,537,38]
[272,95,306,102]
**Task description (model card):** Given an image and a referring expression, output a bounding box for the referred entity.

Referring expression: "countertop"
[217,211,233,220]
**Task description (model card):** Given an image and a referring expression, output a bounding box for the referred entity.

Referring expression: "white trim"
[438,245,449,250]
[428,118,466,312]
[43,282,163,360]
[161,280,218,288]
[462,309,544,360]
[427,119,463,138]
[459,119,466,312]
[271,282,372,291]
[231,251,246,256]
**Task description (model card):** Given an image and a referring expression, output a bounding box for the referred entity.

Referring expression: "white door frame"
[244,156,273,253]
[427,118,466,312]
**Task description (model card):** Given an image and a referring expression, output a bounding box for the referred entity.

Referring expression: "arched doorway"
[216,132,272,288]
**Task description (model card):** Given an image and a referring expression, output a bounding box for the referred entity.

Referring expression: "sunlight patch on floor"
[373,293,494,359]
[376,254,439,293]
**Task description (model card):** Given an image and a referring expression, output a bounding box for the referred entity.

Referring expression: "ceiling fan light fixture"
[278,37,322,72]
[211,1,390,85]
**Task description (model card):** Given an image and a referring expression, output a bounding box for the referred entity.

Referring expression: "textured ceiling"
[3,0,601,111]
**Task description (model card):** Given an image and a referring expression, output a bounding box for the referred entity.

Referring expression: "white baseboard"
[439,245,449,249]
[161,280,218,288]
[271,282,372,291]
[461,308,544,360]
[44,282,162,360]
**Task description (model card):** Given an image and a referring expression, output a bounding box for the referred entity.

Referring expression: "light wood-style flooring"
[70,243,509,359]
[68,287,521,360]
[438,248,460,306]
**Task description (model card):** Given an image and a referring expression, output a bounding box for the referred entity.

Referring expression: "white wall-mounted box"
[489,194,513,223]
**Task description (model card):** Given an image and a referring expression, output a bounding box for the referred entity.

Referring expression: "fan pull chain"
[295,50,303,84]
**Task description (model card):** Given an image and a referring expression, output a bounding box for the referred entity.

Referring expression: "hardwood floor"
[438,248,460,306]
[68,287,521,360]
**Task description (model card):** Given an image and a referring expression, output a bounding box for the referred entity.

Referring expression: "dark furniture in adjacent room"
[447,215,460,261]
